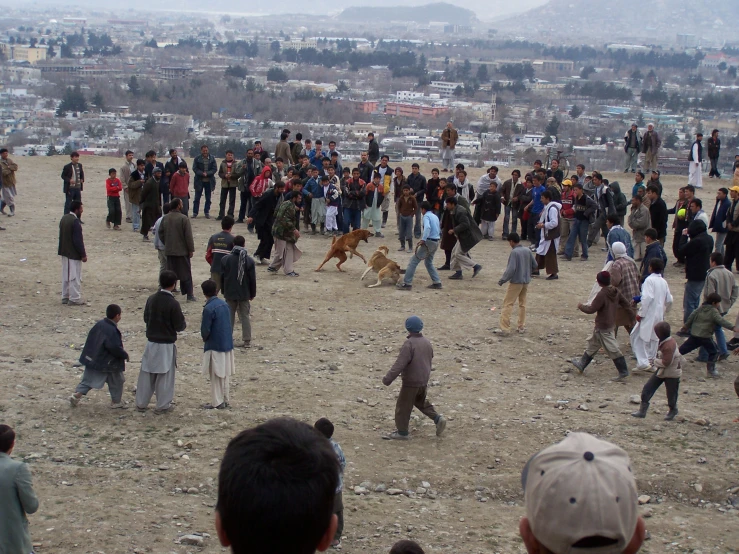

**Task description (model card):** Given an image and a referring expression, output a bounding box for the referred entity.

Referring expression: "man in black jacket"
[708,129,721,178]
[61,152,84,215]
[646,185,668,245]
[357,151,374,183]
[367,132,380,165]
[163,148,184,205]
[407,163,427,239]
[221,235,257,348]
[135,270,187,414]
[58,200,87,305]
[587,172,616,247]
[70,304,129,409]
[247,181,286,264]
[679,219,714,323]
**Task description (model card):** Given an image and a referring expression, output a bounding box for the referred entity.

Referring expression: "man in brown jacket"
[440,121,458,172]
[159,198,196,301]
[571,271,632,381]
[382,316,447,440]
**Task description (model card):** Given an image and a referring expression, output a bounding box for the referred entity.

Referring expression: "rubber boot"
[631,402,649,418]
[408,239,413,251]
[611,356,630,381]
[570,353,593,374]
[707,361,720,378]
[320,223,325,235]
[664,407,678,421]
[311,224,317,235]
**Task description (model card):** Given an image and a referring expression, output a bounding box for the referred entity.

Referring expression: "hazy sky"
[8,0,549,19]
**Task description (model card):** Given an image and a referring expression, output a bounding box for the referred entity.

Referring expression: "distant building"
[351,100,379,114]
[0,44,48,64]
[532,60,575,72]
[396,90,425,101]
[62,17,87,26]
[282,38,318,50]
[443,25,473,34]
[429,81,463,98]
[676,34,698,48]
[384,102,448,118]
[160,67,192,80]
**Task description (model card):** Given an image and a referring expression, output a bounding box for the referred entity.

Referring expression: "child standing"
[678,292,739,377]
[314,418,346,549]
[397,185,418,252]
[632,322,683,421]
[105,168,123,230]
[323,175,341,236]
[382,316,447,440]
[474,181,501,240]
[571,271,633,381]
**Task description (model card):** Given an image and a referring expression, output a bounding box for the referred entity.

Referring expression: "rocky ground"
[0,156,737,554]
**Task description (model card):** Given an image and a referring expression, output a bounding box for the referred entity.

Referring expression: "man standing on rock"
[642,123,661,173]
[382,316,447,440]
[70,304,130,409]
[159,198,196,302]
[135,270,186,414]
[440,121,458,173]
[58,200,87,305]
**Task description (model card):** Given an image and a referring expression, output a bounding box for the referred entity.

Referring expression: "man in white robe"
[135,270,186,414]
[688,133,703,189]
[630,258,673,371]
[200,279,235,409]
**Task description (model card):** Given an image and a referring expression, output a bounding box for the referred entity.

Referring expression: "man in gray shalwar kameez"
[135,270,186,414]
[70,304,129,409]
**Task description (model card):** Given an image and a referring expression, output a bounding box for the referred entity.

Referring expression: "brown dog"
[315,229,372,272]
[361,245,403,287]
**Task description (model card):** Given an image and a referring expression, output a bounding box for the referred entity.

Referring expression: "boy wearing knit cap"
[571,271,633,381]
[382,316,447,440]
[520,432,645,554]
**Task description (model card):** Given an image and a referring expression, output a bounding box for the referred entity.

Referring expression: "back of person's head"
[163,202,171,215]
[520,432,644,554]
[710,252,723,266]
[705,292,722,305]
[69,200,82,213]
[390,539,426,554]
[644,228,657,241]
[597,271,611,286]
[234,235,246,247]
[169,198,182,211]
[649,258,664,274]
[222,215,235,230]
[159,270,177,289]
[654,321,671,341]
[314,417,334,439]
[420,201,432,211]
[508,232,520,244]
[106,304,122,320]
[201,279,217,297]
[216,418,339,554]
[0,424,15,453]
[606,214,620,226]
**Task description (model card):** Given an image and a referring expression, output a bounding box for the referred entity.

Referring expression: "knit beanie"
[597,271,611,286]
[405,315,424,333]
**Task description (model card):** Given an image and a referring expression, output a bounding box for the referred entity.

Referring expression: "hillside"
[337,2,477,24]
[494,0,739,41]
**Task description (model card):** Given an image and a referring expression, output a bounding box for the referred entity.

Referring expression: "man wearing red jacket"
[169,162,191,217]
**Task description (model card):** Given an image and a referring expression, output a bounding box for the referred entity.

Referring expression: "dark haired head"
[420,201,432,211]
[280,132,289,141]
[0,425,15,453]
[136,158,145,166]
[646,185,660,195]
[654,321,671,341]
[169,148,177,155]
[201,279,217,297]
[710,252,724,265]
[314,417,334,439]
[296,132,303,140]
[170,198,182,211]
[690,198,702,209]
[508,232,520,243]
[216,418,338,554]
[178,161,188,169]
[390,539,426,554]
[108,167,117,175]
[705,292,722,305]
[445,196,458,205]
[146,149,156,158]
[162,202,171,215]
[106,304,122,320]
[125,150,134,156]
[222,216,235,230]
[70,200,83,213]
[606,214,620,225]
[541,190,552,201]
[70,151,79,158]
[159,270,178,289]
[644,228,658,240]
[649,257,664,273]
[234,235,246,247]
[512,169,521,177]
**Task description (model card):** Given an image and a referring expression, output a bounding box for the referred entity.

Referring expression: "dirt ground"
[0,156,738,554]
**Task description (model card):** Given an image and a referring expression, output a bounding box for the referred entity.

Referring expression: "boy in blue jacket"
[200,279,235,409]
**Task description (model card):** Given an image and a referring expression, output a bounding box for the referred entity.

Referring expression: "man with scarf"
[247,181,286,264]
[221,235,257,348]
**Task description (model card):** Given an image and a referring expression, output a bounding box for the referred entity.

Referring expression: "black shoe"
[267,267,277,273]
[192,214,198,219]
[580,256,588,261]
[437,265,450,271]
[472,265,482,278]
[546,274,559,280]
[204,214,210,219]
[216,216,223,221]
[236,219,244,224]
[449,271,463,280]
[532,270,540,276]
[396,282,412,290]
[718,352,730,361]
[427,283,443,289]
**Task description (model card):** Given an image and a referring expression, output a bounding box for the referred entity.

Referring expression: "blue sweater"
[201,297,234,352]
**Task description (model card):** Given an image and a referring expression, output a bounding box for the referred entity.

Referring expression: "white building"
[429,81,463,99]
[395,90,425,101]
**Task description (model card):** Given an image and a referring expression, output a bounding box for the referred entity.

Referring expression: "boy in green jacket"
[679,293,739,377]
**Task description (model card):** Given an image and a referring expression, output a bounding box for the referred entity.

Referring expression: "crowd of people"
[3,124,739,554]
